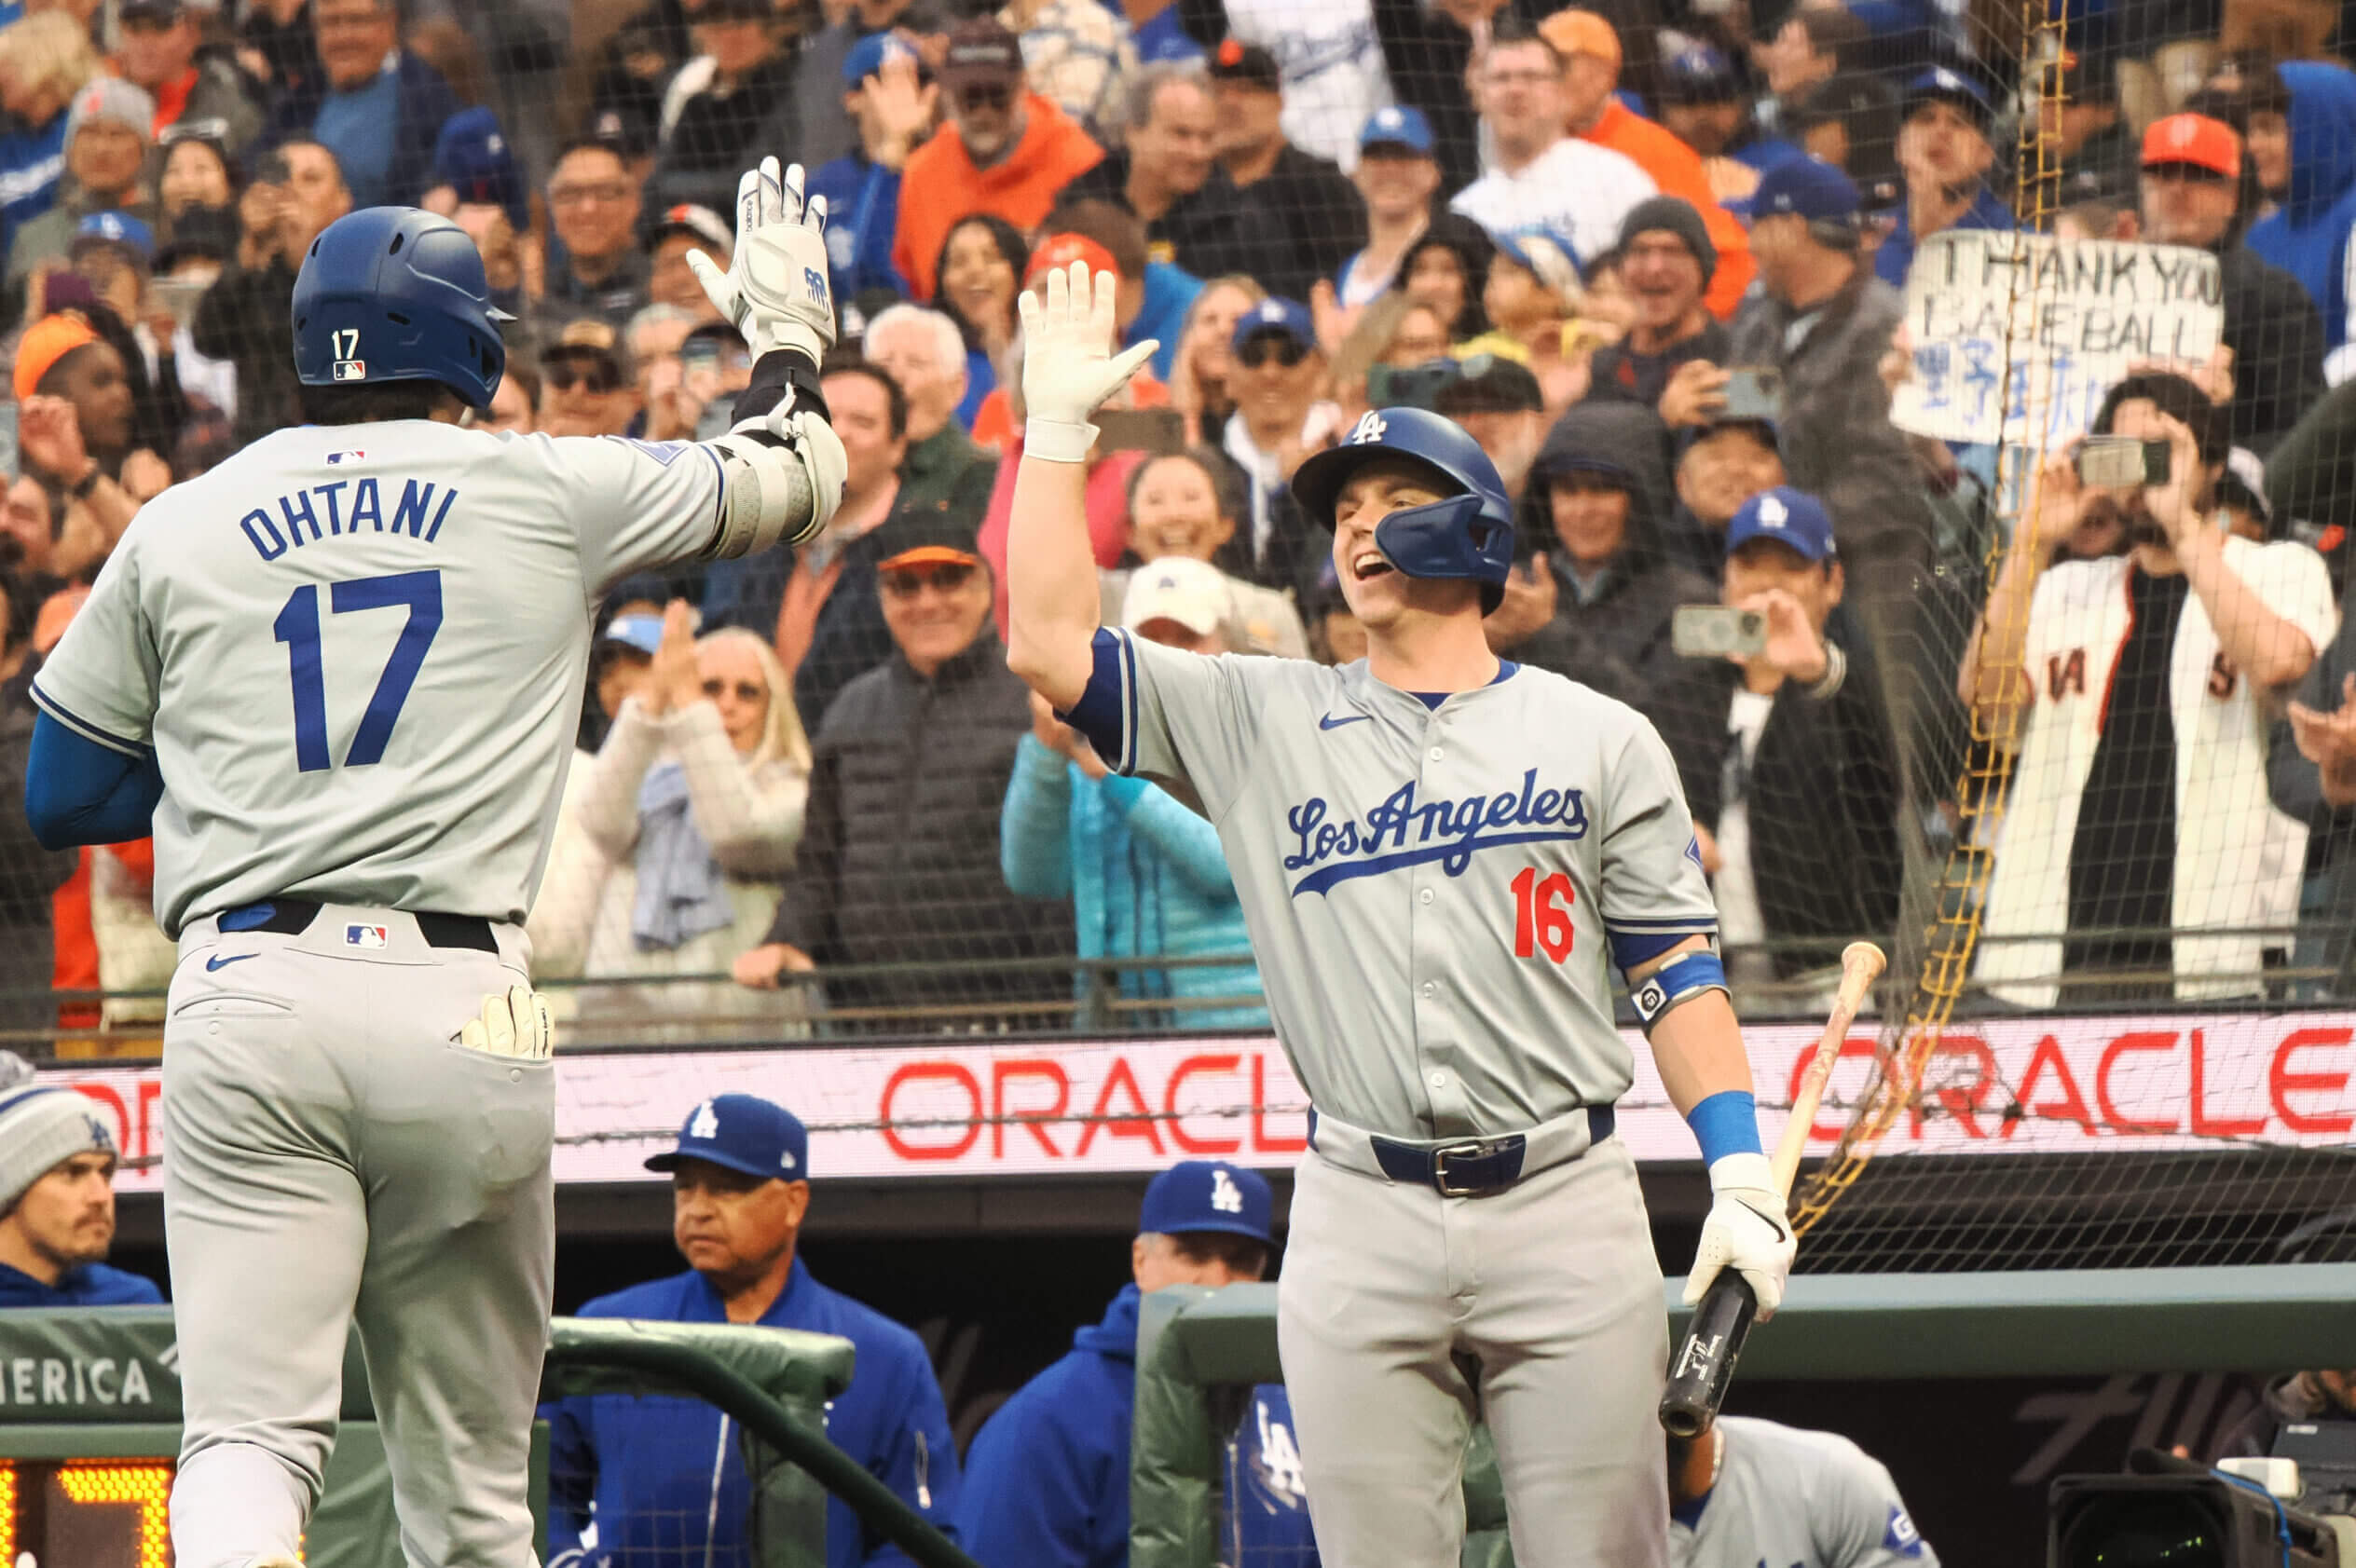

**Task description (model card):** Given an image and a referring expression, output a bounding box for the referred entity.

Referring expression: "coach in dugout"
[0,1064,163,1308]
[956,1160,1318,1566]
[543,1094,962,1568]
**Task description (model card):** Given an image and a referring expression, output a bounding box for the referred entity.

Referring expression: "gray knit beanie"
[0,1076,117,1216]
[1617,196,1718,286]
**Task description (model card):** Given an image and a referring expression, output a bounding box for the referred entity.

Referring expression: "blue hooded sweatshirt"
[956,1285,1317,1567]
[2248,61,2356,348]
[542,1260,961,1568]
[0,1261,162,1308]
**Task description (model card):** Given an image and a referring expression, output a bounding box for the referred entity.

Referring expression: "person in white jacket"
[563,600,814,1041]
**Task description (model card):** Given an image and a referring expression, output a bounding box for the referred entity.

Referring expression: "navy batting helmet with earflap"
[1290,407,1516,611]
[293,207,512,411]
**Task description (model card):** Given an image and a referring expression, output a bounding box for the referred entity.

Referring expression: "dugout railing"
[1127,1271,2356,1568]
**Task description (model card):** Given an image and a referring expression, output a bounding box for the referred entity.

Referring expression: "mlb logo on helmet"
[333,361,367,381]
[345,924,389,948]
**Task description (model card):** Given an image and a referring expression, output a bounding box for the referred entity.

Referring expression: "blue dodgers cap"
[1490,225,1582,280]
[1729,156,1861,223]
[74,210,154,264]
[1725,484,1836,562]
[1658,38,1740,102]
[1140,1160,1273,1242]
[646,1094,810,1180]
[432,107,528,230]
[843,29,916,85]
[600,614,664,656]
[1360,103,1435,157]
[1904,65,1993,129]
[1230,295,1316,353]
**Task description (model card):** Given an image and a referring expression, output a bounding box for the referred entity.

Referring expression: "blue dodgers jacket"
[956,1286,1317,1568]
[0,1261,162,1308]
[543,1261,961,1568]
[2249,61,2356,349]
[807,153,909,306]
[1000,735,1267,1029]
[1872,183,2014,289]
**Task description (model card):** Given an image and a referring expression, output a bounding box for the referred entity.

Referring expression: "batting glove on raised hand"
[687,157,836,369]
[1684,1152,1796,1319]
[1016,261,1159,463]
[457,984,555,1062]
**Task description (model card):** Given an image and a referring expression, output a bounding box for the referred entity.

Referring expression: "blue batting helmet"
[1290,407,1515,610]
[292,207,510,410]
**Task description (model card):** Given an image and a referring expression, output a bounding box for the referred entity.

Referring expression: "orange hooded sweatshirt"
[895,92,1103,302]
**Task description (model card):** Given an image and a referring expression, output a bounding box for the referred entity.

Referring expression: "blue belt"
[1370,1106,1615,1197]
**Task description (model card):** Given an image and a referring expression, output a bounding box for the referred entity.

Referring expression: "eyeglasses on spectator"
[953,82,1012,112]
[546,360,623,393]
[701,677,766,702]
[1237,334,1310,370]
[880,562,979,595]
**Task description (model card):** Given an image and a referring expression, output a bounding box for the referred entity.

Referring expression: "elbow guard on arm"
[703,351,847,558]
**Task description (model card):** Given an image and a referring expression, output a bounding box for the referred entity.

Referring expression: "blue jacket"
[808,153,909,306]
[1873,183,2013,288]
[543,1261,961,1568]
[1000,735,1267,1029]
[0,1261,163,1308]
[1132,262,1201,382]
[2248,61,2356,348]
[253,51,461,209]
[0,110,65,266]
[955,1286,1315,1568]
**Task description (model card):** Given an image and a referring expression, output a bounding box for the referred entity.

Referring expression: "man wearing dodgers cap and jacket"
[957,1160,1321,1567]
[0,1061,165,1308]
[542,1094,961,1568]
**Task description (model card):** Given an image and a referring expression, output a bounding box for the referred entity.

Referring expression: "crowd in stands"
[4,0,2356,1042]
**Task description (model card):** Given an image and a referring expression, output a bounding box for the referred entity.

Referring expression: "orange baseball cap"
[13,313,98,402]
[2142,113,2240,178]
[1026,233,1120,286]
[1538,8,1622,71]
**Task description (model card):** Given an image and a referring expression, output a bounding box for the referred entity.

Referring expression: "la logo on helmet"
[1349,412,1388,445]
[689,1100,720,1139]
[1211,1169,1245,1213]
[1759,495,1788,527]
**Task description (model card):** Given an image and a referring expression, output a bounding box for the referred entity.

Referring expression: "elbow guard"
[702,389,849,559]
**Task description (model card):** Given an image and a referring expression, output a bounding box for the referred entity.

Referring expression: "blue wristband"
[1629,948,1728,1030]
[1687,1090,1763,1166]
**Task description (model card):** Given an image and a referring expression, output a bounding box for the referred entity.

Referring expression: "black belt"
[218,899,499,954]
[1370,1106,1616,1198]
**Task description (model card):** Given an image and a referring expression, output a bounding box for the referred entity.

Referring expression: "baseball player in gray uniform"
[1002,266,1797,1567]
[1669,1417,1936,1568]
[22,160,846,1568]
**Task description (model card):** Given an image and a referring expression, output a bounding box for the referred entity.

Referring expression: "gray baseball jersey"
[1067,628,1717,1140]
[33,425,732,936]
[1673,1417,1936,1568]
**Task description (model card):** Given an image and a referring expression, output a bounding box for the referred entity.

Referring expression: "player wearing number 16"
[21,163,847,1568]
[1005,263,1796,1568]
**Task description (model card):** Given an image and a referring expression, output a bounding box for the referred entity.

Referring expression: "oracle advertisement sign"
[49,1010,2356,1188]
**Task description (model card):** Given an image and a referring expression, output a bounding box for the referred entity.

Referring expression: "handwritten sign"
[1891,231,2224,446]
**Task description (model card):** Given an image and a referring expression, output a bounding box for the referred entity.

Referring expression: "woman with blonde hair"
[567,603,814,1039]
[0,11,101,239]
[1166,273,1266,445]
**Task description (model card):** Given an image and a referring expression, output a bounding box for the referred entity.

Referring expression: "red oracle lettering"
[2095,1031,2179,1135]
[992,1058,1070,1158]
[2001,1034,2094,1138]
[2048,648,2087,701]
[1908,1035,2000,1139]
[1510,867,1575,961]
[136,1077,162,1161]
[879,1062,983,1161]
[1166,1054,1244,1154]
[1075,1057,1165,1157]
[1791,1039,1882,1141]
[2269,1027,2354,1136]
[1252,1054,1309,1153]
[2188,1028,2267,1138]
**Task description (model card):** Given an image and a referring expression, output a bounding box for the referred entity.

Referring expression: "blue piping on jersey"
[26,710,164,850]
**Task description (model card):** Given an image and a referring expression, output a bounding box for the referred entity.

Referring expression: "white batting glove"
[457,984,555,1062]
[1684,1152,1796,1319]
[687,157,836,368]
[1016,261,1158,463]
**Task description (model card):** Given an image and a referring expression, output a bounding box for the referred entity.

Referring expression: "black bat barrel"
[1658,1274,1758,1437]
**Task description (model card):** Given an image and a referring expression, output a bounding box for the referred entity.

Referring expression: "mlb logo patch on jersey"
[326,449,366,465]
[345,923,390,948]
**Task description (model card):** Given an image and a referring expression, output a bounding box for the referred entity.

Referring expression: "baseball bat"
[1657,941,1886,1438]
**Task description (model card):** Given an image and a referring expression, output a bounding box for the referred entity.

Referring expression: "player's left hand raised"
[688,156,836,370]
[1684,1152,1796,1318]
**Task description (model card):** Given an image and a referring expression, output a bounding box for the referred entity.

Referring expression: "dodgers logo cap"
[1230,296,1316,354]
[646,1093,810,1180]
[1140,1159,1273,1241]
[1360,104,1435,157]
[1725,484,1837,562]
[1729,156,1861,224]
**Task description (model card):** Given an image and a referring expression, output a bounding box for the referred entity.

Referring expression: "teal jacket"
[1000,735,1267,1029]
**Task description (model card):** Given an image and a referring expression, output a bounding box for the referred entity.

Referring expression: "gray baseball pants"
[1277,1130,1670,1568]
[163,905,554,1568]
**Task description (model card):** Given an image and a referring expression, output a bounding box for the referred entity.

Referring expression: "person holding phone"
[191,138,350,446]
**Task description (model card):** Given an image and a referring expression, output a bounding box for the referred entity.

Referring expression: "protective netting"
[1,0,2351,1263]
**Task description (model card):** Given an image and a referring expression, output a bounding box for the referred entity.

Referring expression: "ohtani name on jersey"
[239,478,459,562]
[1283,771,1589,895]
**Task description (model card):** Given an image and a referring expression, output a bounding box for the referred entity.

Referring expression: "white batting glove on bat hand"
[457,984,555,1062]
[687,157,836,369]
[1017,261,1158,463]
[1685,1152,1796,1319]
